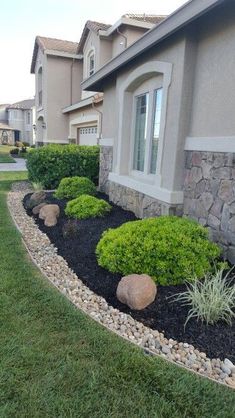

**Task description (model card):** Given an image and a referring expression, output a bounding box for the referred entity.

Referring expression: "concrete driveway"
[0,158,27,171]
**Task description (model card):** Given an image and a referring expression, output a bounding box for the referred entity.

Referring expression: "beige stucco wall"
[189,3,235,137]
[112,27,147,57]
[46,55,83,142]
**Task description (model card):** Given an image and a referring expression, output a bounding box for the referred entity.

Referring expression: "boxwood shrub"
[54,176,96,199]
[26,144,99,189]
[65,195,111,219]
[96,216,221,286]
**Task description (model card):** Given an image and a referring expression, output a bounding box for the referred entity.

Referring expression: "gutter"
[82,0,224,92]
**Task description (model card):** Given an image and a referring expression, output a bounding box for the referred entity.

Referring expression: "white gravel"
[7,183,235,389]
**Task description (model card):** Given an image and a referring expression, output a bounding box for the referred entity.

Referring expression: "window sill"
[108,172,183,204]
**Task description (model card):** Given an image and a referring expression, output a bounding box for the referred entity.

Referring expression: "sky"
[0,0,186,104]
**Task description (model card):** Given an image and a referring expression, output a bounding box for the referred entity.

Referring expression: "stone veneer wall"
[99,145,113,194]
[99,145,183,218]
[184,151,235,263]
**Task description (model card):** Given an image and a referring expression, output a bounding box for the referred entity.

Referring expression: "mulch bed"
[24,192,235,362]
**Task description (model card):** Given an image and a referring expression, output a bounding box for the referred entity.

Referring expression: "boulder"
[28,191,46,208]
[32,202,47,215]
[39,204,60,227]
[116,274,157,310]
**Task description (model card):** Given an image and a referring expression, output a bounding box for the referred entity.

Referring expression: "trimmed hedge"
[26,144,100,189]
[54,176,96,200]
[96,216,221,286]
[65,195,111,219]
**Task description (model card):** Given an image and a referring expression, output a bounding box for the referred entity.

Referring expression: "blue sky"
[0,0,186,103]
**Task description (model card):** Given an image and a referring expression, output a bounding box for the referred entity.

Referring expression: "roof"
[31,36,79,73]
[0,123,14,131]
[82,0,225,92]
[7,99,35,110]
[0,104,10,109]
[77,20,111,53]
[122,14,166,24]
[77,15,165,53]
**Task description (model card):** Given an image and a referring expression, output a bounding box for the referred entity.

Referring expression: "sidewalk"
[0,158,27,171]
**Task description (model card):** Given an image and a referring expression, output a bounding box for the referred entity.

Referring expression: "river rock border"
[7,182,235,390]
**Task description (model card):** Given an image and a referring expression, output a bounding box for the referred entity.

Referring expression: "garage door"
[78,126,97,145]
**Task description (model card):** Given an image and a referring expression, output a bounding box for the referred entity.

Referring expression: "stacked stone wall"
[184,151,235,262]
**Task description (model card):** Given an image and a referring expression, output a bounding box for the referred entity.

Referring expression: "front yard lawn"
[0,171,235,418]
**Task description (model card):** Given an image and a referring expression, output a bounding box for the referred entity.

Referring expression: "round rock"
[116,274,157,310]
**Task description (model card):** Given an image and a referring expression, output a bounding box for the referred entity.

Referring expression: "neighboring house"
[31,37,82,145]
[7,99,35,144]
[31,15,165,146]
[0,100,35,145]
[82,0,235,263]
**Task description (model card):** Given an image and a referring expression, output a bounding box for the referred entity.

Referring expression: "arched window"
[87,50,95,77]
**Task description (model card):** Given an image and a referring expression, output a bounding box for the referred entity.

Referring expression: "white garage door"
[78,126,97,145]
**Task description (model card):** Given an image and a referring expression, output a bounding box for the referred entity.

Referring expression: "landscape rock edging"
[7,182,235,390]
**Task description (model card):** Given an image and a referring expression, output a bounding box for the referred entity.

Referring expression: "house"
[0,100,35,145]
[82,0,235,263]
[31,15,165,146]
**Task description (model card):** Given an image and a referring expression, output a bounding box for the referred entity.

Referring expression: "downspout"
[70,57,75,106]
[117,27,127,49]
[92,97,103,145]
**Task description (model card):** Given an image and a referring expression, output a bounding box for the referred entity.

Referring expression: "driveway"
[0,158,27,171]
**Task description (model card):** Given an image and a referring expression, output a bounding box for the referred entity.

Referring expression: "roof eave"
[82,0,225,92]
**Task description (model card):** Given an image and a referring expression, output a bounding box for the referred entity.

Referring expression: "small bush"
[15,141,24,147]
[10,148,19,155]
[171,267,235,325]
[22,141,30,147]
[96,216,221,286]
[26,144,100,189]
[65,195,111,219]
[20,146,27,154]
[55,176,96,200]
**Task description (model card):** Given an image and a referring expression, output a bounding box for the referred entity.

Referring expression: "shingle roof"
[31,36,79,74]
[7,99,35,110]
[123,14,166,24]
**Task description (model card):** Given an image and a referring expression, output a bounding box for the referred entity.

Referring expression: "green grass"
[0,145,15,154]
[0,171,235,418]
[0,153,16,163]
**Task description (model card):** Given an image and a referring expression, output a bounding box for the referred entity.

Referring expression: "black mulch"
[24,192,235,362]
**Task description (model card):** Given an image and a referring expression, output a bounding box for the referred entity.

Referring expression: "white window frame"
[129,77,163,182]
[108,61,184,205]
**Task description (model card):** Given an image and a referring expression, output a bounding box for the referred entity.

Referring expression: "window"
[150,88,163,174]
[133,94,149,172]
[88,51,95,77]
[26,111,31,125]
[132,87,163,175]
[13,110,17,119]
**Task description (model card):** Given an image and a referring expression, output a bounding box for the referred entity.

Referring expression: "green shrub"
[10,148,19,155]
[171,267,235,325]
[65,195,111,219]
[55,176,96,199]
[96,216,221,286]
[26,144,100,189]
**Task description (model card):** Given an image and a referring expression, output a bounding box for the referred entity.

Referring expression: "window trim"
[113,61,172,192]
[87,49,95,77]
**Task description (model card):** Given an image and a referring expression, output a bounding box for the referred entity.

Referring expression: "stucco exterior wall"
[46,55,75,142]
[189,3,235,138]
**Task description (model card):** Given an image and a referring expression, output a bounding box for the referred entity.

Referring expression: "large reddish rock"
[116,274,157,310]
[39,204,60,227]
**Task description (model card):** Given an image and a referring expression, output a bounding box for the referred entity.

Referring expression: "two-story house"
[31,14,165,146]
[31,37,82,145]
